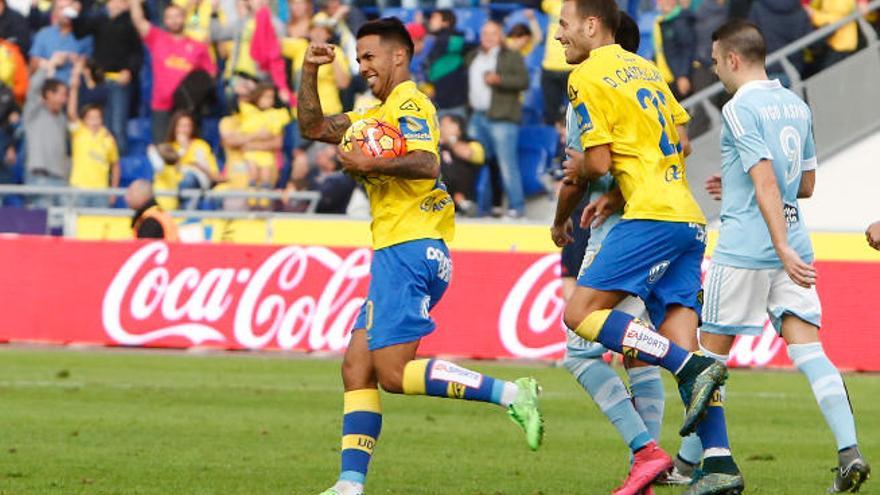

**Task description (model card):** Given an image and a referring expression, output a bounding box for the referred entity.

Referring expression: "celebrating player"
[699,20,870,493]
[551,1,744,493]
[298,18,544,495]
[557,13,702,494]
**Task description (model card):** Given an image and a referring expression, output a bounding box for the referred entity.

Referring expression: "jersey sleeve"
[802,120,818,171]
[569,73,613,150]
[722,101,772,173]
[669,92,691,126]
[393,99,439,158]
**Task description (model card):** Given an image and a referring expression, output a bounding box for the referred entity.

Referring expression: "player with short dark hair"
[551,0,744,493]
[702,19,870,493]
[299,17,544,495]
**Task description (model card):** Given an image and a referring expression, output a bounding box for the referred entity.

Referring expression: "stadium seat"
[381,7,418,24]
[453,8,488,44]
[119,153,154,185]
[518,125,558,196]
[502,9,549,38]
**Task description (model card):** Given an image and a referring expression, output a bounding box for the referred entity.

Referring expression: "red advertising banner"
[1,236,879,370]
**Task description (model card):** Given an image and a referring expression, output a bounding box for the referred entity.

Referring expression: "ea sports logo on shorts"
[648,260,670,284]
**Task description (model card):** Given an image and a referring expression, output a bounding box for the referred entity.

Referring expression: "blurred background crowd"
[0,0,875,219]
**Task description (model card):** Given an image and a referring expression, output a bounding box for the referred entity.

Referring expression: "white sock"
[499,381,519,408]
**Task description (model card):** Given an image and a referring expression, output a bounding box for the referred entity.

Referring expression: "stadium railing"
[0,184,322,236]
[681,0,880,134]
[681,0,880,222]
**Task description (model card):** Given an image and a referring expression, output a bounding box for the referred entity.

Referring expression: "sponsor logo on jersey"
[574,103,593,134]
[665,164,682,182]
[647,260,670,284]
[398,116,431,141]
[430,361,483,389]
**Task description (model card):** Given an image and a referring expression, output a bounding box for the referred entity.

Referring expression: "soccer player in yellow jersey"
[550,1,744,494]
[298,18,544,495]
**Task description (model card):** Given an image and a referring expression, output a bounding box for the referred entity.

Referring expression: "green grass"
[0,348,877,494]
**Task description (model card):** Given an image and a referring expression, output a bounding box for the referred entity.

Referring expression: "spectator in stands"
[286,0,312,38]
[283,16,350,115]
[748,0,811,76]
[211,0,290,105]
[0,0,31,53]
[424,9,470,119]
[67,58,119,207]
[406,19,429,83]
[439,113,484,216]
[23,55,69,209]
[151,111,222,210]
[689,0,729,135]
[654,0,696,98]
[126,179,179,240]
[175,0,215,42]
[29,0,93,85]
[238,83,289,208]
[466,19,529,218]
[129,0,216,144]
[505,9,543,58]
[72,0,143,155]
[867,221,880,250]
[303,142,354,214]
[540,0,573,124]
[0,37,27,104]
[805,0,858,69]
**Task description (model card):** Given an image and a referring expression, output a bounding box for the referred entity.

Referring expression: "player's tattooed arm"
[298,47,351,144]
[339,150,440,180]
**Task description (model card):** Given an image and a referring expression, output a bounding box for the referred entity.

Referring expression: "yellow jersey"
[238,102,291,169]
[69,123,119,189]
[568,44,705,224]
[345,81,455,250]
[541,0,574,72]
[282,38,349,116]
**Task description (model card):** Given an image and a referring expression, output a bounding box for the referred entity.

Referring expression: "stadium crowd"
[0,0,875,218]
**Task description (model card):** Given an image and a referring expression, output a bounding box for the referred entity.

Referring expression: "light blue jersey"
[713,79,816,269]
[565,105,621,251]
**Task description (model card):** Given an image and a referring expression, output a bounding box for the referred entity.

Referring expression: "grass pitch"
[0,348,877,494]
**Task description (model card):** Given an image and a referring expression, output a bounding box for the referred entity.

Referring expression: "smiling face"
[83,107,103,132]
[356,34,406,101]
[556,1,591,65]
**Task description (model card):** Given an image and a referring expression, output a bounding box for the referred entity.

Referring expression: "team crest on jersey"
[399,116,431,141]
[567,84,579,102]
[574,103,593,134]
[647,260,670,284]
[399,99,421,112]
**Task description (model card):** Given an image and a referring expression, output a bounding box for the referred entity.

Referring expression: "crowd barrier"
[1,224,879,370]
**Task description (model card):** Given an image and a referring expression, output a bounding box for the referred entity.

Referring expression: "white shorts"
[567,248,651,359]
[701,263,822,336]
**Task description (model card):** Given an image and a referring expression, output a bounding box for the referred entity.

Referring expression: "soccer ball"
[341,118,406,186]
[342,118,407,159]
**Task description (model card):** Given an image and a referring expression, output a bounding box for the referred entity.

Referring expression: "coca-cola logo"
[499,254,567,359]
[102,242,371,350]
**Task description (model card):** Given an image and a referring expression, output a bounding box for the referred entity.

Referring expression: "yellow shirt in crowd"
[153,138,218,211]
[567,44,704,224]
[541,0,574,72]
[238,102,291,169]
[344,81,455,250]
[69,122,119,189]
[282,37,349,116]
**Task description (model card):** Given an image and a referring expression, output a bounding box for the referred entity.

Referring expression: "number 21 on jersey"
[636,88,682,158]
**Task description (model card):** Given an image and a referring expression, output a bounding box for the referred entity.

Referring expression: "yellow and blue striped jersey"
[345,81,455,250]
[567,44,705,224]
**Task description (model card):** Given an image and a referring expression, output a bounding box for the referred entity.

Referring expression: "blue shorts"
[354,239,451,350]
[577,219,706,326]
